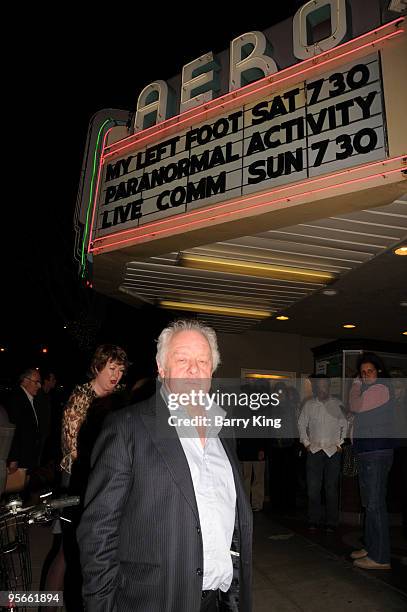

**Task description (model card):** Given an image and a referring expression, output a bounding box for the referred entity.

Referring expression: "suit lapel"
[140,395,200,523]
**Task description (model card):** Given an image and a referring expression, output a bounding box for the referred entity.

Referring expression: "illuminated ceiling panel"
[121,196,407,333]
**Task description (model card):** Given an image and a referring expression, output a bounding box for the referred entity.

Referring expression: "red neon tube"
[87,19,404,252]
[89,155,405,249]
[90,165,405,253]
[103,18,404,160]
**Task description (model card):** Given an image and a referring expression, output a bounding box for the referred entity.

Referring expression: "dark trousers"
[200,590,218,611]
[357,451,393,564]
[306,450,341,526]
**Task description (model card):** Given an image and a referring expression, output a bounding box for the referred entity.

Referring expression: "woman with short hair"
[41,344,129,612]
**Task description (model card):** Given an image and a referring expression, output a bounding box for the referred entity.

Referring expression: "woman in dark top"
[349,352,394,570]
[41,344,129,612]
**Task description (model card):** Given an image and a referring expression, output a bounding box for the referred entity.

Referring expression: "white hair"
[19,367,39,384]
[156,319,221,373]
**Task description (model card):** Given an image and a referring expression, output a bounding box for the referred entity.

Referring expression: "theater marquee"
[99,54,386,234]
[76,1,406,264]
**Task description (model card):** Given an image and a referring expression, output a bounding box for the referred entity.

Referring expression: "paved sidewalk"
[270,511,407,594]
[252,514,407,612]
[29,516,407,611]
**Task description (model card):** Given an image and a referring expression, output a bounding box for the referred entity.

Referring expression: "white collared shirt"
[161,387,236,592]
[21,385,39,426]
[298,396,347,457]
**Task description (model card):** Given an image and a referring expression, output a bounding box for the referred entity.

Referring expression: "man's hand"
[7,461,18,474]
[258,450,265,461]
[336,445,343,453]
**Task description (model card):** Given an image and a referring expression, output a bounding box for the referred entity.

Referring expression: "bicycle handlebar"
[46,496,80,510]
[0,495,80,523]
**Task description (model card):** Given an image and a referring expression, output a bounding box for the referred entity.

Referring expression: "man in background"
[7,367,41,476]
[237,383,267,513]
[298,375,347,532]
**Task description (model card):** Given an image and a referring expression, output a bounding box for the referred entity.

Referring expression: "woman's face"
[94,358,125,395]
[360,362,378,386]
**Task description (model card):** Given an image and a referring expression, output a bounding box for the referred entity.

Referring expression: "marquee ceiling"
[119,194,407,340]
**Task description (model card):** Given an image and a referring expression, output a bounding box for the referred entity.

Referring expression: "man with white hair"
[7,367,42,475]
[78,320,252,612]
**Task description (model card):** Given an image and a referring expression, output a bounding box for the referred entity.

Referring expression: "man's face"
[158,330,213,397]
[22,371,42,396]
[316,379,330,401]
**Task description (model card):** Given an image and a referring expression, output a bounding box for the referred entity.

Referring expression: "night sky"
[2,4,307,387]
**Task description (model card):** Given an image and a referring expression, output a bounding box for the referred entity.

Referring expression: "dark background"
[2,4,309,389]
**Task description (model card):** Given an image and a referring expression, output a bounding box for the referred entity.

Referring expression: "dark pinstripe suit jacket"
[78,393,252,612]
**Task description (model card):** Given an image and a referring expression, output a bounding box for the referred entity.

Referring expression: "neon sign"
[135,0,350,131]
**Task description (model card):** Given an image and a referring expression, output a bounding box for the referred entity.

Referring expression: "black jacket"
[7,387,41,471]
[78,393,253,612]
